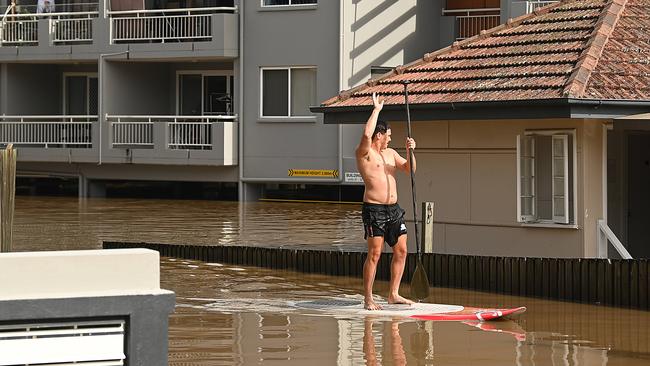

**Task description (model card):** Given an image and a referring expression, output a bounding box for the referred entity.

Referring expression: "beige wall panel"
[443,224,582,257]
[581,119,604,257]
[396,152,470,223]
[449,120,520,148]
[449,119,583,149]
[470,153,517,224]
[388,121,449,149]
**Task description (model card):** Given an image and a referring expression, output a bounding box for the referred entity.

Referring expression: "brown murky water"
[11,196,650,365]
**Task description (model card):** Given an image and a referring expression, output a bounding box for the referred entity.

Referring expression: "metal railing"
[525,1,559,13]
[442,8,501,40]
[51,12,97,44]
[109,116,154,148]
[108,115,236,150]
[0,15,38,45]
[0,3,99,46]
[597,219,632,259]
[0,115,95,148]
[108,6,236,44]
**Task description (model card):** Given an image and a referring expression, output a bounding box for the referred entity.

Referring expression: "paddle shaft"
[402,82,421,259]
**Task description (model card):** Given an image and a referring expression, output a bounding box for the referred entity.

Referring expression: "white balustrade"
[526,1,559,13]
[108,115,236,150]
[0,3,99,46]
[51,13,96,44]
[0,116,95,148]
[109,116,155,148]
[442,8,500,40]
[109,7,236,44]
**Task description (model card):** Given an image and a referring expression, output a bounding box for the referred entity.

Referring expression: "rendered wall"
[385,118,604,258]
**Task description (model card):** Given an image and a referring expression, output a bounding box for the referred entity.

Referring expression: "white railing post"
[597,219,633,259]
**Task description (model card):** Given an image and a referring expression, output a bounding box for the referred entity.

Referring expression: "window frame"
[516,129,578,227]
[62,72,98,116]
[260,0,317,8]
[175,70,234,116]
[259,66,317,120]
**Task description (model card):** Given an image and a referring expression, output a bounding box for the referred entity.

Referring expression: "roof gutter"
[310,98,650,123]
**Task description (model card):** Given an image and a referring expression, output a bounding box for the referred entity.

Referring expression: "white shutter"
[517,134,536,222]
[552,134,569,223]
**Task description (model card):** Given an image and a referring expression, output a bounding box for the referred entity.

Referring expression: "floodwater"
[11,196,650,365]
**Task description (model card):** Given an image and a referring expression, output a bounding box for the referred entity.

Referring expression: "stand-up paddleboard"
[293,298,525,321]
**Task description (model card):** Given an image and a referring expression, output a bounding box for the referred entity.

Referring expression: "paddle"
[402,81,430,301]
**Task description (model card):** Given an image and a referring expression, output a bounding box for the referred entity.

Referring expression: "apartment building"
[0,0,549,200]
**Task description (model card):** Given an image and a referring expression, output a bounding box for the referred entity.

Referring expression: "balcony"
[107,115,238,166]
[510,1,560,19]
[108,6,237,44]
[0,115,95,148]
[442,7,501,40]
[524,1,559,13]
[0,3,99,46]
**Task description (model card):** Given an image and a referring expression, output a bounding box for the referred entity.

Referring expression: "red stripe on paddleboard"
[410,307,526,321]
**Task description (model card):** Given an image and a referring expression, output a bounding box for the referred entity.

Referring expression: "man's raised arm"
[356,93,384,158]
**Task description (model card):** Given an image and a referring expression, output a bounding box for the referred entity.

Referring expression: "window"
[177,71,234,116]
[262,0,317,6]
[261,67,316,118]
[517,130,576,225]
[63,74,98,115]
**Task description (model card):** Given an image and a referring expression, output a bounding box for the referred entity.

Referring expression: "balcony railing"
[442,8,501,40]
[0,115,95,148]
[52,12,96,44]
[108,115,236,150]
[525,1,559,13]
[0,15,38,45]
[0,3,98,46]
[108,6,236,44]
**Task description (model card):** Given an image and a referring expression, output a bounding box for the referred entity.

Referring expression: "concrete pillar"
[239,182,261,202]
[88,179,107,198]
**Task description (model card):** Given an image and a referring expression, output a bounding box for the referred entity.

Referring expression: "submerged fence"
[104,242,650,311]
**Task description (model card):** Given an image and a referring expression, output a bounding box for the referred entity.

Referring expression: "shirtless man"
[356,92,416,310]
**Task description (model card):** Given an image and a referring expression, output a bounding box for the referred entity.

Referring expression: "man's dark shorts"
[362,203,408,247]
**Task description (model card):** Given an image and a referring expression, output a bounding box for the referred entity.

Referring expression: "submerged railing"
[108,115,236,150]
[442,8,500,40]
[0,115,95,148]
[108,6,236,44]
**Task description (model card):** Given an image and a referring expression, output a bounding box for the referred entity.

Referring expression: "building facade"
[315,0,650,259]
[0,0,547,199]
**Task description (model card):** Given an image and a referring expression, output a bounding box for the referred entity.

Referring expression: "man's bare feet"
[388,294,414,306]
[365,299,383,310]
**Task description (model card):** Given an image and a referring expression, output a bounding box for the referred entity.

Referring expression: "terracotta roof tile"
[321,0,650,109]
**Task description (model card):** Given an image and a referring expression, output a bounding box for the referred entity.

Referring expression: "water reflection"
[161,257,650,366]
[10,196,650,365]
[12,196,364,252]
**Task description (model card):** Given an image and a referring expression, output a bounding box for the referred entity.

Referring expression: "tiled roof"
[321,0,649,109]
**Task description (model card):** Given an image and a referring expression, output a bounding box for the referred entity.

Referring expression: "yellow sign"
[288,169,339,178]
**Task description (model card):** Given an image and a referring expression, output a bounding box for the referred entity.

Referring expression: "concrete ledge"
[0,248,162,300]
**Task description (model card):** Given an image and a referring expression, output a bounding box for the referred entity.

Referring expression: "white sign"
[345,172,364,183]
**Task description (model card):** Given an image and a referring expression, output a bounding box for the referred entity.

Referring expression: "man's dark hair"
[372,120,390,140]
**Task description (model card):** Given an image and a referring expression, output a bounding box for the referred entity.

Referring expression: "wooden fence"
[103,242,650,311]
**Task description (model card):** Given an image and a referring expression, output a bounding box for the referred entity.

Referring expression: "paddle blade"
[410,259,430,301]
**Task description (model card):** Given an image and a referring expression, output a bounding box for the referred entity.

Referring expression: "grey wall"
[104,62,171,115]
[5,64,63,115]
[342,0,442,88]
[242,1,340,180]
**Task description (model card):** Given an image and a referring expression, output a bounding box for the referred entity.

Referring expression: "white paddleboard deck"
[293,298,464,317]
